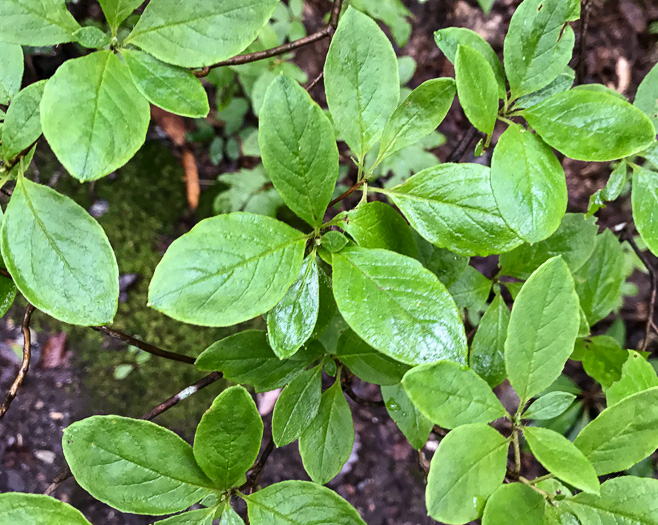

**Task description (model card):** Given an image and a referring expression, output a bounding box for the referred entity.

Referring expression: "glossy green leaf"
[122,48,209,118]
[505,257,580,401]
[377,78,455,161]
[299,379,354,485]
[149,213,306,327]
[632,166,658,256]
[587,162,628,217]
[321,231,349,253]
[447,265,491,312]
[272,367,322,447]
[381,383,433,450]
[194,386,263,490]
[99,0,143,31]
[455,45,498,136]
[125,0,278,67]
[491,124,567,243]
[635,62,658,130]
[40,50,150,181]
[267,255,319,359]
[73,26,111,49]
[154,508,215,525]
[0,42,23,105]
[196,331,323,393]
[1,80,46,161]
[426,423,508,524]
[384,163,522,257]
[219,506,244,525]
[0,493,91,525]
[607,352,658,406]
[324,6,399,159]
[0,271,17,319]
[259,75,339,227]
[581,336,627,389]
[0,0,80,45]
[514,66,575,110]
[522,90,656,161]
[504,0,575,99]
[522,391,576,420]
[312,266,336,339]
[2,177,118,325]
[403,361,506,428]
[482,483,545,525]
[245,480,366,524]
[470,294,510,388]
[574,387,658,475]
[63,415,214,514]
[414,233,469,287]
[336,328,409,386]
[332,247,467,365]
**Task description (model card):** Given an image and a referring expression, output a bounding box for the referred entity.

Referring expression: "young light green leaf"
[267,254,319,359]
[447,265,491,312]
[219,506,244,525]
[505,257,580,401]
[196,331,323,393]
[154,508,215,525]
[40,50,150,181]
[491,124,567,243]
[299,379,354,485]
[523,426,600,494]
[514,66,575,110]
[377,78,456,161]
[634,62,658,130]
[332,247,467,365]
[455,45,498,136]
[122,49,209,118]
[63,415,214,515]
[99,0,143,31]
[125,0,278,68]
[589,164,629,219]
[0,42,23,105]
[245,480,366,524]
[381,383,433,450]
[0,0,80,45]
[1,80,46,162]
[426,423,508,524]
[194,386,263,491]
[606,352,658,406]
[336,329,410,386]
[522,90,656,161]
[272,366,322,447]
[0,493,91,525]
[148,213,306,327]
[1,178,118,325]
[632,166,658,256]
[522,391,576,420]
[580,336,627,389]
[482,483,545,525]
[574,387,658,475]
[504,0,575,99]
[321,231,349,253]
[73,26,111,49]
[324,6,399,160]
[403,361,507,428]
[470,294,510,388]
[259,75,339,227]
[384,163,522,256]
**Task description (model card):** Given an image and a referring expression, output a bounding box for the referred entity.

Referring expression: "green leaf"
[267,255,319,359]
[381,383,433,450]
[148,213,306,327]
[63,415,214,515]
[125,0,279,68]
[482,483,545,525]
[122,49,209,118]
[196,331,323,393]
[573,230,625,325]
[491,124,567,243]
[193,386,263,491]
[414,232,469,287]
[154,508,215,525]
[403,361,506,429]
[1,177,118,325]
[470,294,510,388]
[514,66,575,110]
[580,336,627,389]
[632,166,658,256]
[40,50,150,181]
[245,480,366,524]
[384,163,522,257]
[587,162,628,217]
[447,265,491,312]
[634,62,658,130]
[335,328,410,386]
[259,75,339,227]
[504,0,575,99]
[523,426,600,494]
[272,366,322,447]
[434,28,506,98]
[0,42,23,105]
[0,0,80,45]
[220,506,245,525]
[574,387,658,475]
[73,26,111,48]
[522,391,576,420]
[0,493,91,525]
[324,6,399,159]
[0,271,17,319]
[340,201,417,257]
[1,80,45,162]
[321,231,349,253]
[377,78,456,161]
[521,90,656,161]
[426,423,508,524]
[505,257,580,401]
[455,45,498,136]
[299,378,354,485]
[606,351,658,406]
[332,246,467,365]
[99,0,143,31]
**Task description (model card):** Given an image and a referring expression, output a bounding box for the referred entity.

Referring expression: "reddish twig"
[328,179,366,209]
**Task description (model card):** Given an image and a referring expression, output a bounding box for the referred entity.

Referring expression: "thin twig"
[0,304,35,419]
[575,0,591,85]
[340,374,385,407]
[0,268,11,279]
[328,179,366,209]
[512,427,522,476]
[417,450,430,477]
[240,436,275,493]
[306,71,324,92]
[446,126,478,163]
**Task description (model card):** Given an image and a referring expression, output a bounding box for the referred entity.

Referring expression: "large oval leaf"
[0,0,80,45]
[0,493,91,525]
[149,213,306,327]
[632,166,658,256]
[455,45,498,136]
